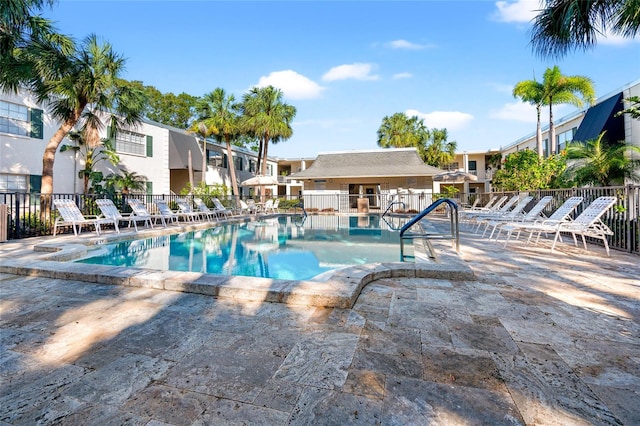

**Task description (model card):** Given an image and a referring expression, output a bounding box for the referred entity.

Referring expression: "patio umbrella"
[432,171,478,182]
[240,175,278,186]
[241,175,278,202]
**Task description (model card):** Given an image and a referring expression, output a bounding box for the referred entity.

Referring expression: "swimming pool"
[76,215,412,281]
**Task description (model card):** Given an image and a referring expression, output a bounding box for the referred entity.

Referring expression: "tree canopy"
[531,0,640,57]
[376,112,456,167]
[565,132,640,186]
[492,149,567,191]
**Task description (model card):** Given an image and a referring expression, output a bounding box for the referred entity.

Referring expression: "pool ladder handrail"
[292,202,308,227]
[382,201,406,218]
[399,198,459,261]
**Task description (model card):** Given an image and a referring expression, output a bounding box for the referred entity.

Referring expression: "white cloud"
[406,109,474,131]
[490,101,574,123]
[255,70,325,100]
[597,29,640,46]
[386,39,434,50]
[490,102,538,122]
[493,0,539,23]
[322,63,380,82]
[393,72,413,80]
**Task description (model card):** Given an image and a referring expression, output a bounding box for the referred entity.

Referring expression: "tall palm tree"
[241,86,296,177]
[513,78,546,157]
[195,88,242,206]
[531,0,640,58]
[565,132,640,186]
[31,34,145,203]
[423,128,457,167]
[0,0,74,92]
[542,66,595,154]
[377,112,429,149]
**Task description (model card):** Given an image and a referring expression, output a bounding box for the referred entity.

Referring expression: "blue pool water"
[77,215,410,281]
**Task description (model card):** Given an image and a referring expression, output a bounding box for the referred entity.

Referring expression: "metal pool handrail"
[382,201,406,217]
[399,198,459,261]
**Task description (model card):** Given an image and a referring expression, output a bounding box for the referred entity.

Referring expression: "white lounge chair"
[483,195,553,239]
[53,198,119,236]
[474,196,533,235]
[194,198,219,221]
[498,196,584,244]
[175,199,203,222]
[464,195,520,226]
[96,198,152,232]
[154,200,180,225]
[460,195,508,223]
[128,199,167,228]
[212,198,232,219]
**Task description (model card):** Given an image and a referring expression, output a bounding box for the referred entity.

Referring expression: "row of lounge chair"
[52,197,279,237]
[460,195,618,255]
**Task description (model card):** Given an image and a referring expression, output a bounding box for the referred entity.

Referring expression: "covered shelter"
[289,148,446,212]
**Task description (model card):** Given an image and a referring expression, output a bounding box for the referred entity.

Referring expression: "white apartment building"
[0,88,279,197]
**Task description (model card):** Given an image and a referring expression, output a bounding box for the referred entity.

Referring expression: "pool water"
[77,215,412,281]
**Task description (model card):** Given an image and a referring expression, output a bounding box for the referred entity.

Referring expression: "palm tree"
[531,0,640,57]
[377,112,429,149]
[565,132,640,186]
[31,34,145,194]
[542,66,595,155]
[195,88,242,206]
[0,0,74,92]
[241,86,296,177]
[423,128,457,167]
[513,78,546,157]
[107,168,147,195]
[60,130,120,195]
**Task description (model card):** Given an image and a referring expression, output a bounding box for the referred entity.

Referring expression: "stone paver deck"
[1,223,639,425]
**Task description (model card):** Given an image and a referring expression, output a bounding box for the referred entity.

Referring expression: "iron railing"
[1,186,639,255]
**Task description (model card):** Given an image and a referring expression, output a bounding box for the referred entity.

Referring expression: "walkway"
[1,227,638,425]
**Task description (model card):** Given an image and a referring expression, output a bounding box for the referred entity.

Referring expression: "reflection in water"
[78,215,410,281]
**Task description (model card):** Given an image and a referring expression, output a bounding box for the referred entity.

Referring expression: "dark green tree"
[492,149,567,191]
[31,34,146,201]
[0,0,73,92]
[531,0,640,57]
[542,66,595,154]
[195,88,243,206]
[565,132,640,186]
[513,78,546,157]
[241,86,296,177]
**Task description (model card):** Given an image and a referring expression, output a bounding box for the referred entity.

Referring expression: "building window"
[0,173,28,192]
[0,101,29,136]
[468,160,477,173]
[209,151,223,167]
[234,156,243,171]
[249,160,256,173]
[557,127,577,152]
[442,162,459,171]
[115,130,146,156]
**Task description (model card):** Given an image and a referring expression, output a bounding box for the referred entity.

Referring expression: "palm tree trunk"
[256,137,264,174]
[549,96,556,155]
[202,138,207,184]
[536,105,543,158]
[40,116,80,222]
[260,133,271,203]
[225,137,241,207]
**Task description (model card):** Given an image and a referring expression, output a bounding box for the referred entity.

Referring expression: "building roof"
[289,148,445,179]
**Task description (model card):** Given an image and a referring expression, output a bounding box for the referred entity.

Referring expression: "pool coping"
[0,215,475,308]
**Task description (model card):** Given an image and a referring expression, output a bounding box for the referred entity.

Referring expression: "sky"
[42,1,640,159]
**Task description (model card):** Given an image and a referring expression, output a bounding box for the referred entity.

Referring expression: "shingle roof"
[289,148,446,179]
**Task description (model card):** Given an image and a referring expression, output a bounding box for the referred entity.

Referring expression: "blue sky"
[44,1,639,158]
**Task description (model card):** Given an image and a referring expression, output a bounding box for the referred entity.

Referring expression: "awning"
[168,130,204,171]
[572,93,624,144]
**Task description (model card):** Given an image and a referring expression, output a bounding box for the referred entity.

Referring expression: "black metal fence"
[1,186,638,255]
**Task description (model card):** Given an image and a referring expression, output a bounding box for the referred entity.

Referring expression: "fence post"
[13,193,20,239]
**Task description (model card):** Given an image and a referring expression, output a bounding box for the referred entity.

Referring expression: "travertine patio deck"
[1,222,638,425]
